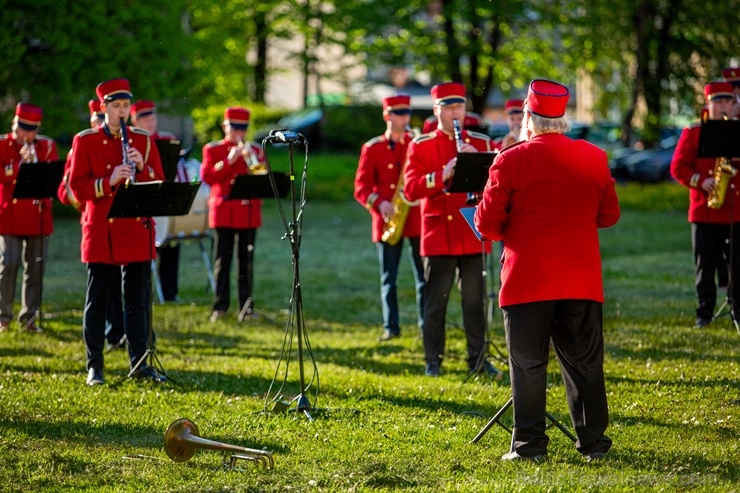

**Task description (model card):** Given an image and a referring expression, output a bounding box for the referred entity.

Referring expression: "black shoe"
[694,317,712,329]
[378,330,399,342]
[470,361,504,381]
[131,365,167,383]
[425,362,440,377]
[86,368,104,386]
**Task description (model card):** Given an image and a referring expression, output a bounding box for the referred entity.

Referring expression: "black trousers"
[213,227,255,313]
[422,254,486,368]
[691,222,740,320]
[158,243,180,301]
[84,262,150,372]
[503,300,612,457]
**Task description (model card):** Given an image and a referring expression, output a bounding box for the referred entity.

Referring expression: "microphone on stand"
[268,129,304,144]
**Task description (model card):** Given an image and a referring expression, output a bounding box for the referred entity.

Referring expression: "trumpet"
[22,139,38,163]
[237,136,267,174]
[164,418,274,470]
[121,118,136,185]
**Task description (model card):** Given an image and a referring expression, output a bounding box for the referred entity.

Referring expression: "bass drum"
[154,159,210,247]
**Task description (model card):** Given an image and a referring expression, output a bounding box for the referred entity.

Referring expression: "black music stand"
[446,152,496,194]
[229,173,291,200]
[228,173,291,321]
[155,140,183,182]
[12,160,65,331]
[108,181,199,385]
[699,120,740,333]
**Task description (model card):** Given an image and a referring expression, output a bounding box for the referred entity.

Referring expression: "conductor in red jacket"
[404,82,500,378]
[0,103,59,333]
[354,95,425,342]
[670,81,738,328]
[475,79,620,462]
[200,107,263,322]
[69,78,165,386]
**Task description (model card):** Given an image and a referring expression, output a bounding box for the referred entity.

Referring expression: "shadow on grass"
[0,415,289,455]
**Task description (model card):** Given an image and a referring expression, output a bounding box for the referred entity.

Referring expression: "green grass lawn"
[2,181,740,492]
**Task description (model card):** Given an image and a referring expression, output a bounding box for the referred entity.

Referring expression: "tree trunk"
[253,11,268,103]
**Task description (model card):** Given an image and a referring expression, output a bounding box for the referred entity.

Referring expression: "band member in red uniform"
[59,99,126,350]
[498,99,524,149]
[131,100,183,303]
[403,82,500,378]
[201,107,263,322]
[354,95,425,342]
[0,103,59,333]
[475,79,620,462]
[69,78,165,386]
[670,81,739,328]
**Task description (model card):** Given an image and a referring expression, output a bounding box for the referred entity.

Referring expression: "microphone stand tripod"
[261,131,319,420]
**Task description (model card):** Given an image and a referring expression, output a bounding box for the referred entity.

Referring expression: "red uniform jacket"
[404,129,493,257]
[69,126,164,264]
[474,133,620,307]
[0,134,59,236]
[354,131,421,242]
[670,122,740,223]
[200,139,262,230]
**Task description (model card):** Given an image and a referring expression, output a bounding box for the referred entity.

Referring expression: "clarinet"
[453,119,479,205]
[121,118,136,184]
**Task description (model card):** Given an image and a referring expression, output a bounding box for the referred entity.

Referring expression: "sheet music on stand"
[12,160,66,199]
[108,181,199,219]
[155,140,183,182]
[446,152,497,194]
[228,173,291,200]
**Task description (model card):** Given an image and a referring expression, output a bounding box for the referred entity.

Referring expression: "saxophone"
[707,114,734,209]
[381,127,418,246]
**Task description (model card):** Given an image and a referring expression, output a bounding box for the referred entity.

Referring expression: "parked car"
[623,135,679,183]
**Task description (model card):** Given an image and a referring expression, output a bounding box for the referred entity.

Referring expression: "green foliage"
[2,199,740,491]
[615,181,689,212]
[1,0,196,138]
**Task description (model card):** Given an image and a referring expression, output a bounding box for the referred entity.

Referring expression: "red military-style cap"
[431,82,467,106]
[224,107,250,129]
[14,102,43,130]
[383,95,411,115]
[504,99,524,115]
[526,79,569,118]
[88,99,101,116]
[704,82,733,102]
[722,67,740,85]
[96,78,133,103]
[88,99,104,122]
[463,112,483,129]
[131,100,156,119]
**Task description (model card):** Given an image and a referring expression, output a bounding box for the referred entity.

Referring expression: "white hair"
[522,111,572,139]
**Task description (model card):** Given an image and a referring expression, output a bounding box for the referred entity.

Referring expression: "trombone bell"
[164,418,274,470]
